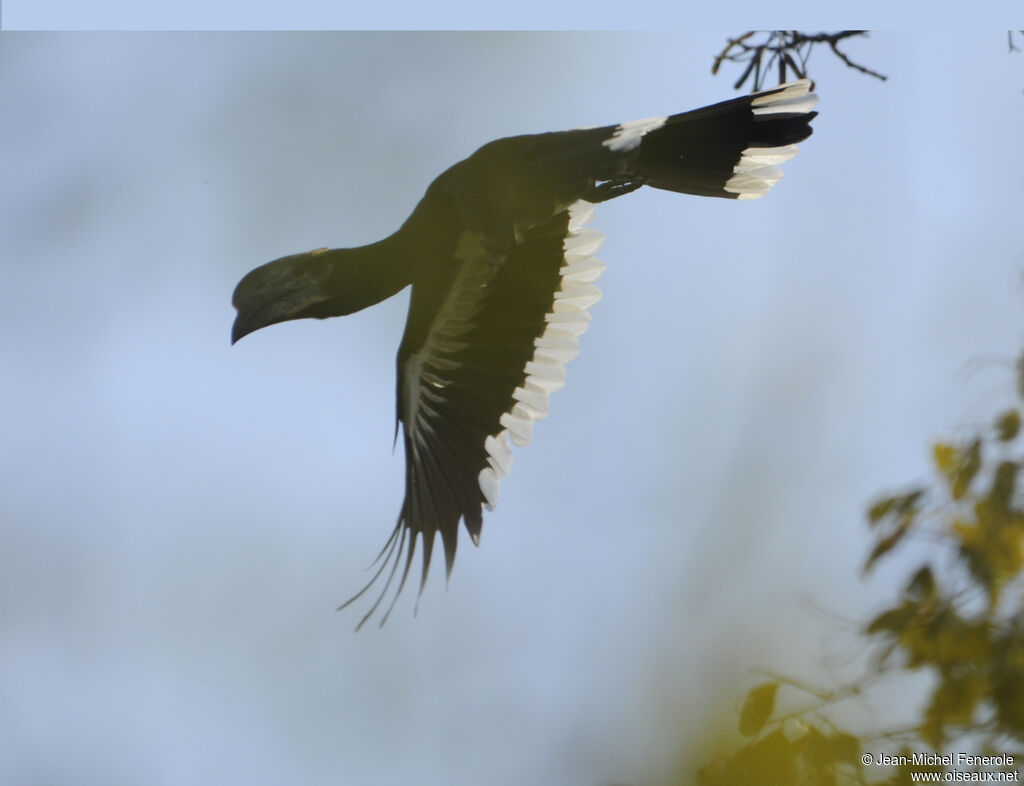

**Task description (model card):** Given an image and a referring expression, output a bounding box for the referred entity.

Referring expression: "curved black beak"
[230,252,333,344]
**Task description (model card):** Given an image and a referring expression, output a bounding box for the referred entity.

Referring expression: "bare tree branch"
[713,31,887,91]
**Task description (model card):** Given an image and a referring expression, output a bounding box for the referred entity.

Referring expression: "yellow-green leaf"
[996,409,1021,441]
[864,518,911,574]
[867,489,924,527]
[867,496,895,525]
[953,439,982,500]
[866,608,907,636]
[934,442,959,477]
[906,565,936,601]
[934,440,982,500]
[989,461,1019,512]
[739,681,779,737]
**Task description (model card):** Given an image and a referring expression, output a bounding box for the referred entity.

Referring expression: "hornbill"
[231,79,819,628]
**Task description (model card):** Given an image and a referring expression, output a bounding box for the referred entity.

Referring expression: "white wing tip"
[479,468,499,511]
[475,200,604,511]
[601,115,668,153]
[751,79,819,115]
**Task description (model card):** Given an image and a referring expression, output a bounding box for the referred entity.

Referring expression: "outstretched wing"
[335,79,817,627]
[340,200,604,628]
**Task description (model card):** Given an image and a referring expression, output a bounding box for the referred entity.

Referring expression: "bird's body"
[232,79,819,628]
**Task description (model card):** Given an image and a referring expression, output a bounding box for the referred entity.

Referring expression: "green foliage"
[689,367,1024,785]
[860,402,1024,751]
[696,724,859,786]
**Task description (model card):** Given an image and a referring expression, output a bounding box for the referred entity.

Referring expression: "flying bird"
[232,79,818,628]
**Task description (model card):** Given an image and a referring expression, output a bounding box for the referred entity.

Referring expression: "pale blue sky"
[6,3,1019,30]
[2,32,1024,786]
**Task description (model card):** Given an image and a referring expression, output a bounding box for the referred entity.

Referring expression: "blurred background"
[2,32,1023,785]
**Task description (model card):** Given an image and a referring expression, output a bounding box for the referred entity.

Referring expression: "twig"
[713,31,887,91]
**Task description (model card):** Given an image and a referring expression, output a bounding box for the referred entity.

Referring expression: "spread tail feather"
[634,79,818,200]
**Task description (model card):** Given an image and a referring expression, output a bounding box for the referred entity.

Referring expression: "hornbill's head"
[231,249,339,344]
